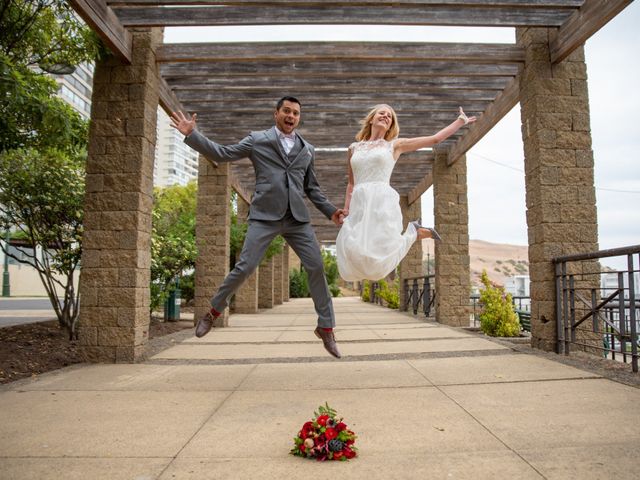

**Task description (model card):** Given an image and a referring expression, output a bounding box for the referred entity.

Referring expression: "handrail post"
[423,275,431,317]
[627,253,638,373]
[555,262,564,354]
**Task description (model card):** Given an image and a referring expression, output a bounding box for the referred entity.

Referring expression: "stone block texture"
[433,152,472,327]
[283,244,290,302]
[258,257,275,309]
[233,195,259,313]
[517,28,599,352]
[79,28,162,363]
[195,156,231,327]
[273,250,284,305]
[398,195,423,312]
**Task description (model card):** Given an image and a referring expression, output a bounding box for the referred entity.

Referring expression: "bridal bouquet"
[290,403,358,461]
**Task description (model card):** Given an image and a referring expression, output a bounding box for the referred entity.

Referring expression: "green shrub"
[478,270,520,337]
[377,279,399,309]
[289,268,310,298]
[361,280,370,301]
[322,250,341,297]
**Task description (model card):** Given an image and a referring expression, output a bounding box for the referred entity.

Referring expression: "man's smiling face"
[274,100,301,134]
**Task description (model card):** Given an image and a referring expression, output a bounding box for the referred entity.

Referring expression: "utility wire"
[469,152,640,194]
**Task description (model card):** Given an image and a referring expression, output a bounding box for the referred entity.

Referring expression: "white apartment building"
[154,109,199,187]
[53,62,94,120]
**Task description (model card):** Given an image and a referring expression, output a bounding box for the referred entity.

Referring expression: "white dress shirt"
[275,126,296,155]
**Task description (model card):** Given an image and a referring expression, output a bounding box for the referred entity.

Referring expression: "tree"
[151,182,198,312]
[0,0,100,338]
[0,0,101,153]
[0,148,85,339]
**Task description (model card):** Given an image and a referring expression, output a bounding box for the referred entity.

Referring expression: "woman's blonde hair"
[355,104,400,141]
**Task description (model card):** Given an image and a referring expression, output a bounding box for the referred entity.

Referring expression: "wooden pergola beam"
[167,76,513,90]
[157,42,524,63]
[69,0,132,62]
[447,76,520,165]
[407,171,434,206]
[550,0,634,64]
[158,77,184,117]
[160,61,521,78]
[113,5,576,27]
[107,1,584,6]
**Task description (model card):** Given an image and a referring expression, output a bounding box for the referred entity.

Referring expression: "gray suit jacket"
[185,127,337,222]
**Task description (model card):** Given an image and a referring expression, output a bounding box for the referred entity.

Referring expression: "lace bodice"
[349,139,396,186]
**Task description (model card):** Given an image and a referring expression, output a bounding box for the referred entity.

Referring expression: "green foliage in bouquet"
[291,403,358,462]
[479,270,520,337]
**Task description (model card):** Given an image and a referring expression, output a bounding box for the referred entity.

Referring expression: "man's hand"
[331,208,346,226]
[170,111,197,136]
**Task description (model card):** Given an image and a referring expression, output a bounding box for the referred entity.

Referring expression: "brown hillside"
[421,239,529,288]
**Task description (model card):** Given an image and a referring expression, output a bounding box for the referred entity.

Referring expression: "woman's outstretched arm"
[393,107,477,158]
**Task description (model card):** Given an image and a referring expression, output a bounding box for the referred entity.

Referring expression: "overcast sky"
[165,3,639,262]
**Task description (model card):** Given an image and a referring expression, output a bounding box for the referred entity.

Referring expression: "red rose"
[336,422,347,432]
[333,451,344,460]
[317,415,329,426]
[344,447,356,459]
[325,427,337,440]
[300,445,306,453]
[301,421,315,438]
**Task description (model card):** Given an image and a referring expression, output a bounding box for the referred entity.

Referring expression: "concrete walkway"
[1,297,638,479]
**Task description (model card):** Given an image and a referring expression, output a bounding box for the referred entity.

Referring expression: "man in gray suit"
[170,97,344,358]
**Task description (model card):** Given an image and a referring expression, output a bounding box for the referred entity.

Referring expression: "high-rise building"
[52,62,94,120]
[154,109,199,187]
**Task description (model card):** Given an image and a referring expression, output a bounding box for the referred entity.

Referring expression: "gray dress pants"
[210,212,335,328]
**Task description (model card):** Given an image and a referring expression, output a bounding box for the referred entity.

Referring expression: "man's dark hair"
[276,96,301,110]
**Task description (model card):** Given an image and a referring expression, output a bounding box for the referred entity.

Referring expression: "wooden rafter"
[113,5,577,27]
[550,0,634,63]
[157,42,524,63]
[447,76,520,165]
[68,0,132,62]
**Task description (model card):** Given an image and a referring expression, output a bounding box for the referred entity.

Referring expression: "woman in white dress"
[336,105,476,281]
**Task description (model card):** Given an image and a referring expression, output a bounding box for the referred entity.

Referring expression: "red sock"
[322,327,333,332]
[210,307,221,317]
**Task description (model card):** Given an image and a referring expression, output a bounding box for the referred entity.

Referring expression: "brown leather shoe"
[195,311,216,338]
[314,327,341,358]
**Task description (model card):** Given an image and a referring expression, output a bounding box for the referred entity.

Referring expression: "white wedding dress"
[336,139,418,281]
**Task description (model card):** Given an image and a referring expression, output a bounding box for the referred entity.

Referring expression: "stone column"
[283,244,290,302]
[194,156,231,327]
[433,151,472,327]
[398,195,423,312]
[273,249,284,305]
[517,28,599,352]
[78,28,162,363]
[258,257,274,309]
[233,195,259,313]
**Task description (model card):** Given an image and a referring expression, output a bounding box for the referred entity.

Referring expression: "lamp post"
[2,229,10,297]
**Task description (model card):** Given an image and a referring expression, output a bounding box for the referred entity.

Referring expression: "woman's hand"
[457,107,477,125]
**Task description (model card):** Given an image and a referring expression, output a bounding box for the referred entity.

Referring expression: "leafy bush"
[289,268,310,298]
[322,250,341,297]
[361,280,370,301]
[478,270,520,337]
[377,279,399,309]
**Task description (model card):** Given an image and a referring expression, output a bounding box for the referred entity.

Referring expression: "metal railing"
[402,275,436,317]
[554,245,640,373]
